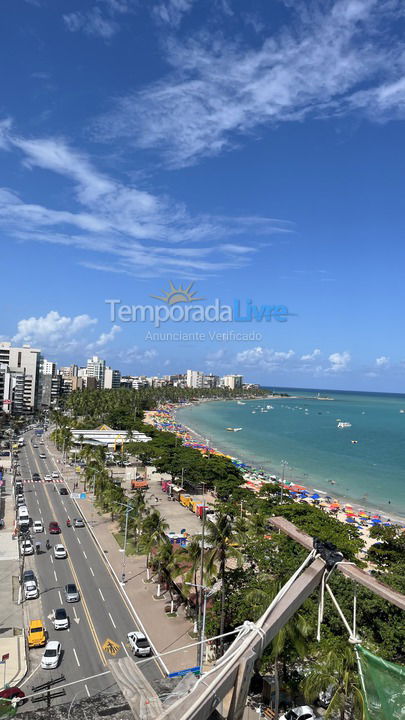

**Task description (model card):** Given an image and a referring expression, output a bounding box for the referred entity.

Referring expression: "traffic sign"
[80,493,86,499]
[167,666,200,678]
[70,493,80,499]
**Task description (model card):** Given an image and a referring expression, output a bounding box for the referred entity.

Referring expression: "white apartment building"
[0,343,41,412]
[39,358,56,376]
[186,369,205,388]
[221,374,243,390]
[86,355,106,386]
[104,367,121,389]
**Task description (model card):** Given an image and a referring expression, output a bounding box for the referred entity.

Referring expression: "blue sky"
[1,0,405,391]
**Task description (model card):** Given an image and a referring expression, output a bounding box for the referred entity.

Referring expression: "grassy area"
[112,532,139,555]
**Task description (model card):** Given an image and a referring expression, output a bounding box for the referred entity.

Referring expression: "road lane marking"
[73,648,81,667]
[41,482,106,667]
[54,570,58,582]
[85,684,90,697]
[83,551,87,559]
[99,589,105,602]
[77,537,81,544]
[108,612,116,629]
[90,567,94,577]
[50,556,54,564]
[121,641,130,658]
[58,590,63,604]
[19,662,42,687]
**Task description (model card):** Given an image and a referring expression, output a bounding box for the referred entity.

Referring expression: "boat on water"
[266,405,274,410]
[351,440,358,444]
[400,410,405,414]
[237,401,246,405]
[225,427,243,432]
[337,421,352,428]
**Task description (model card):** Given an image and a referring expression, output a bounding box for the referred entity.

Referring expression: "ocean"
[176,388,405,518]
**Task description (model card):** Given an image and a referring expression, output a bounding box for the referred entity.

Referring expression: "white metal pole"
[121,509,129,584]
[200,589,208,674]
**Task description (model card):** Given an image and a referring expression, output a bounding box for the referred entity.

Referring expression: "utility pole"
[197,482,206,667]
[114,501,134,584]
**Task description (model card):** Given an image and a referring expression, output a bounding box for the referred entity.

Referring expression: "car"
[59,487,68,495]
[54,544,67,559]
[22,569,36,584]
[49,521,61,534]
[41,640,61,669]
[52,471,59,479]
[127,631,151,657]
[21,539,34,556]
[0,687,26,706]
[73,518,85,528]
[53,608,69,630]
[24,580,39,600]
[39,452,46,459]
[32,443,38,448]
[279,707,318,720]
[39,440,45,445]
[32,472,40,481]
[64,583,80,602]
[33,520,43,533]
[27,620,46,648]
[44,474,52,482]
[16,494,25,507]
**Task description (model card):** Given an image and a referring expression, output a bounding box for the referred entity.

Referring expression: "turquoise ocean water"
[176,389,405,518]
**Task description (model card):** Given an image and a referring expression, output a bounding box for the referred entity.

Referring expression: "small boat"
[337,422,352,428]
[400,410,405,414]
[266,405,274,410]
[252,411,256,414]
[351,440,358,444]
[237,401,246,405]
[225,427,242,432]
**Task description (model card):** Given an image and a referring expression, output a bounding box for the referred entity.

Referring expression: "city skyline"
[1,1,404,392]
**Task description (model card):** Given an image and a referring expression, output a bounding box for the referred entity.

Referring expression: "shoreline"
[144,402,405,533]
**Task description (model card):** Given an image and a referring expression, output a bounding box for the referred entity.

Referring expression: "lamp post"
[114,501,134,584]
[280,460,288,503]
[186,580,220,674]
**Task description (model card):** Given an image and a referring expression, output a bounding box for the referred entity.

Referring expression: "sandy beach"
[143,404,405,557]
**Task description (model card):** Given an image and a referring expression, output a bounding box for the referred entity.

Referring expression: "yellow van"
[28,620,46,648]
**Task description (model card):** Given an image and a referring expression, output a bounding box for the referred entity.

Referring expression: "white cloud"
[327,351,351,373]
[94,0,405,167]
[64,8,118,39]
[119,346,158,364]
[0,124,290,277]
[300,348,321,361]
[236,346,295,369]
[152,0,196,27]
[94,325,121,348]
[375,355,390,367]
[13,311,97,347]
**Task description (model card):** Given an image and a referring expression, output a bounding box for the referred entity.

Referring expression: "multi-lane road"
[16,430,163,708]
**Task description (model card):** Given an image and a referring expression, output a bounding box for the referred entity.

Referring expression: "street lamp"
[280,460,288,503]
[186,580,221,674]
[114,501,134,584]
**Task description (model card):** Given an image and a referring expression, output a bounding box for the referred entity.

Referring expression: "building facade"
[0,343,41,413]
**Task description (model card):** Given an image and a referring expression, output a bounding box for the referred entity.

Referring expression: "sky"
[0,0,404,391]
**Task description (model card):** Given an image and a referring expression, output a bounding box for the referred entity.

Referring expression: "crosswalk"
[22,477,65,484]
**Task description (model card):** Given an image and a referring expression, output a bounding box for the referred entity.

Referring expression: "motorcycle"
[66,519,71,527]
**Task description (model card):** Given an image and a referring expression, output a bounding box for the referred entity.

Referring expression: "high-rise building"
[86,355,106,387]
[39,358,56,376]
[0,343,41,412]
[104,367,121,389]
[221,374,243,390]
[186,369,205,388]
[203,373,220,389]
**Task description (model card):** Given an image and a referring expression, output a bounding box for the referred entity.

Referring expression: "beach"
[143,402,405,553]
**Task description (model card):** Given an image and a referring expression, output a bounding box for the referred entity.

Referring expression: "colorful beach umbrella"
[311,493,320,499]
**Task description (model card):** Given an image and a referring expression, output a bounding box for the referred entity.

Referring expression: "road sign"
[167,666,200,678]
[80,493,86,499]
[102,638,120,656]
[70,493,81,499]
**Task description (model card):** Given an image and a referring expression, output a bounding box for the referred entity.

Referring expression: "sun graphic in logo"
[150,281,205,305]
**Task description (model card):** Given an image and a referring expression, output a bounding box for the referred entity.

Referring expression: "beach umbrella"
[311,493,320,499]
[383,522,391,526]
[371,519,381,524]
[346,517,356,523]
[300,491,309,497]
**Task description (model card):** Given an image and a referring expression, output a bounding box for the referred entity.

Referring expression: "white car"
[24,580,39,600]
[51,471,59,479]
[21,540,34,556]
[44,474,52,482]
[54,544,67,559]
[39,453,46,459]
[127,631,151,657]
[33,520,43,533]
[41,641,61,669]
[53,608,69,630]
[279,707,318,720]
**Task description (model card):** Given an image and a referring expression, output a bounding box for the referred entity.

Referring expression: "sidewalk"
[46,439,199,675]
[0,470,28,689]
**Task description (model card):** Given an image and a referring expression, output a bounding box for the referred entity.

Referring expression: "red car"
[49,521,61,534]
[0,687,26,705]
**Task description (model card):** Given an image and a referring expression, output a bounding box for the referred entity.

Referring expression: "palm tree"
[181,536,204,633]
[204,510,243,656]
[302,646,365,720]
[140,510,169,580]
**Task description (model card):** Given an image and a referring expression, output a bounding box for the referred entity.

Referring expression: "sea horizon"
[175,386,405,520]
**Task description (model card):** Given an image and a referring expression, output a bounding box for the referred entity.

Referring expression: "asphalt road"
[16,430,163,710]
